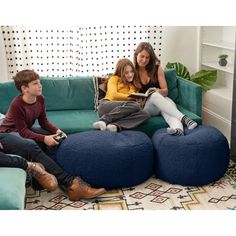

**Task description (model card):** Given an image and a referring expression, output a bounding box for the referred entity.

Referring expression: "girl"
[134,42,197,136]
[93,58,149,132]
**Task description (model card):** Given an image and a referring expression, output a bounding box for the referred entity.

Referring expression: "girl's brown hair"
[12,69,40,93]
[113,58,141,90]
[133,42,160,82]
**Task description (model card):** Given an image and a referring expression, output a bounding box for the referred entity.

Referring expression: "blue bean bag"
[152,125,230,186]
[55,131,154,189]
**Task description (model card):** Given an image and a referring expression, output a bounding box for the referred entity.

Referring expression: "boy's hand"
[56,129,67,137]
[44,135,59,146]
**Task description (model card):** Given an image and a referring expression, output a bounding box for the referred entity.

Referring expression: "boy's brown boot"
[67,177,106,201]
[28,162,58,192]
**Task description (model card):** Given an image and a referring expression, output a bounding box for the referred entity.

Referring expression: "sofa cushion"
[0,76,96,113]
[164,68,179,103]
[0,81,19,114]
[41,76,95,111]
[0,167,26,210]
[37,110,99,134]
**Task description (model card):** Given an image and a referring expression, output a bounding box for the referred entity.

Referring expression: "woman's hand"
[157,89,167,96]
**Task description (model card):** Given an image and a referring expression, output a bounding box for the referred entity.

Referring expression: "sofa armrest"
[0,167,26,209]
[177,76,202,117]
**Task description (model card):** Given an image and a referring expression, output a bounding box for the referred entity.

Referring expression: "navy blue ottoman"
[152,125,230,186]
[55,131,154,189]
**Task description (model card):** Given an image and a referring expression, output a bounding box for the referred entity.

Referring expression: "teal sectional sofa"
[0,68,202,209]
[0,69,202,136]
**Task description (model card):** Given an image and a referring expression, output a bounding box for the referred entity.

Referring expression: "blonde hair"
[113,58,141,90]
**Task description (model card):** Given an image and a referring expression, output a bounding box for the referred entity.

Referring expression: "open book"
[128,87,158,99]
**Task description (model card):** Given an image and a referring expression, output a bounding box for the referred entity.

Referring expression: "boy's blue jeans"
[0,131,73,188]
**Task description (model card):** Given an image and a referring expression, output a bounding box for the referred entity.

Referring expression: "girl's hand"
[135,98,146,108]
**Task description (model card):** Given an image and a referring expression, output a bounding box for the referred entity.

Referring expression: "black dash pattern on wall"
[1,26,162,78]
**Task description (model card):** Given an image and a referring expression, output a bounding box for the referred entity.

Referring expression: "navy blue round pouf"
[152,125,230,186]
[55,131,154,189]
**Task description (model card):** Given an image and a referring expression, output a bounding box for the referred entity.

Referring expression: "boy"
[0,69,106,201]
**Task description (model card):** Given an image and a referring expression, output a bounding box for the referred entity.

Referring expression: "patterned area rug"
[25,161,236,210]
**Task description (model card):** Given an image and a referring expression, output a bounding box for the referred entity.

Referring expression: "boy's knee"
[23,138,38,148]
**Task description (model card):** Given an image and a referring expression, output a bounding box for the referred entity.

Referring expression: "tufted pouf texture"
[55,131,154,189]
[152,125,230,186]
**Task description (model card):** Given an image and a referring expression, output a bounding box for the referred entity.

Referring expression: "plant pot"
[219,58,228,66]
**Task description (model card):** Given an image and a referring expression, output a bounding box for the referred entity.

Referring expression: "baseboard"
[202,106,231,141]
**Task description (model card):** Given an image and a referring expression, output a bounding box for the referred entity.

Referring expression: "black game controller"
[54,133,67,143]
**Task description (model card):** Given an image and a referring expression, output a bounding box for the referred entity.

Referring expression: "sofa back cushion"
[0,76,95,113]
[40,76,95,111]
[0,81,19,114]
[164,68,179,103]
[0,72,177,113]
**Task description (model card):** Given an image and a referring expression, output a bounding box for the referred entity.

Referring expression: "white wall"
[161,26,199,75]
[0,31,9,82]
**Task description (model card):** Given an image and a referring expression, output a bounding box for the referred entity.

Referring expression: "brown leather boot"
[66,177,106,201]
[28,162,58,192]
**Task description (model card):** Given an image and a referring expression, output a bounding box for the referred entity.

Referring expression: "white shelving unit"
[199,26,236,141]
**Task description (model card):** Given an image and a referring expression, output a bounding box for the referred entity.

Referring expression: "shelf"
[201,62,234,74]
[203,86,232,121]
[204,86,233,101]
[202,41,235,51]
[200,26,235,142]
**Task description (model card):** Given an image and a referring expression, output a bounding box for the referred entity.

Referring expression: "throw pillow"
[93,75,110,111]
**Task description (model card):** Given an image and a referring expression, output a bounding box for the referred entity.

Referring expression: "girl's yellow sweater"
[104,76,138,101]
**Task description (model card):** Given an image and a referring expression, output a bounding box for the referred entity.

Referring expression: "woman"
[93,58,149,132]
[134,42,197,136]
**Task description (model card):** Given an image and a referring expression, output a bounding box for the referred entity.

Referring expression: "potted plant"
[165,62,217,92]
[218,54,228,66]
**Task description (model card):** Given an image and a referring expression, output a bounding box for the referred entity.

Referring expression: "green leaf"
[165,61,218,92]
[165,62,191,79]
[190,70,217,92]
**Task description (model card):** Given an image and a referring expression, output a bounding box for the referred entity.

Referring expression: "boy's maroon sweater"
[0,95,58,142]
